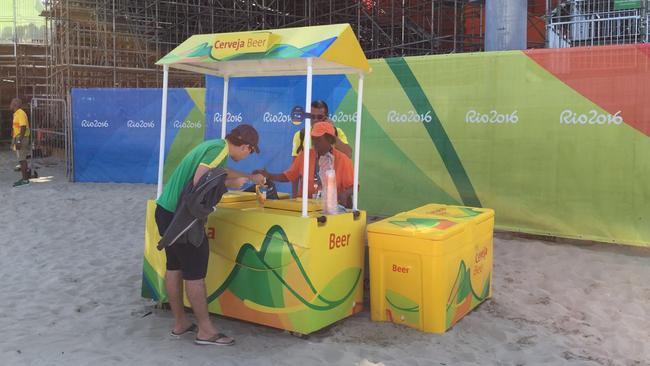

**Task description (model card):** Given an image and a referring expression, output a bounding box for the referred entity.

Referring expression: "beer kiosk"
[142,24,369,336]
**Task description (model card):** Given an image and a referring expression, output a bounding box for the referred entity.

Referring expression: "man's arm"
[253,169,290,183]
[192,165,210,185]
[336,153,355,208]
[224,168,265,183]
[254,150,303,184]
[225,176,250,189]
[337,187,353,208]
[291,178,300,198]
[334,136,352,158]
[330,124,352,158]
[192,166,264,186]
[15,126,26,147]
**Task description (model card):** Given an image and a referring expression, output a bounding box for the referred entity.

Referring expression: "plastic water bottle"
[255,184,267,204]
[318,153,337,215]
[323,169,338,214]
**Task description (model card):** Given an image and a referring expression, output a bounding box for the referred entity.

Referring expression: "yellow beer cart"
[142,24,369,335]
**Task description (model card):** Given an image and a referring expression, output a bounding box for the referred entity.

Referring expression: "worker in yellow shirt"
[290,100,352,197]
[10,98,31,187]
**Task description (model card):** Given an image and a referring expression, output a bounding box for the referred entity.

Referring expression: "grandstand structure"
[2,1,649,108]
[3,1,487,105]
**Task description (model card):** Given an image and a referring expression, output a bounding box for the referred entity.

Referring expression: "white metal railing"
[546,1,649,48]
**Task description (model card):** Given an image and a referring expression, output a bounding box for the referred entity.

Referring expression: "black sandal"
[194,333,235,346]
[169,323,198,338]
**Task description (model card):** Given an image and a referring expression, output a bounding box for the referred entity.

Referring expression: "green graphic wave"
[206,225,362,312]
[447,260,490,306]
[446,260,491,327]
[335,86,460,214]
[390,217,441,230]
[188,42,212,57]
[457,207,481,218]
[385,289,420,325]
[141,258,164,302]
[386,58,482,208]
[385,290,419,313]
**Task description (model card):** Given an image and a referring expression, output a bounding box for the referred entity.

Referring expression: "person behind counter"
[155,124,265,346]
[256,122,354,208]
[291,100,352,158]
[290,100,352,197]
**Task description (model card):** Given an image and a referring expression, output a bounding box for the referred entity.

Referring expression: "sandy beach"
[1,148,649,366]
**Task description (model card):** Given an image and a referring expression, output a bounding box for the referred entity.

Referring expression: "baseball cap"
[228,124,260,153]
[311,122,336,138]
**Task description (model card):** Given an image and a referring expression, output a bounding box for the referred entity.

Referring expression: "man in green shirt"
[155,124,265,346]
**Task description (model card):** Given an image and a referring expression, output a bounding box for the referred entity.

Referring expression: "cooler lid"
[367,204,493,241]
[367,214,465,240]
[405,204,494,223]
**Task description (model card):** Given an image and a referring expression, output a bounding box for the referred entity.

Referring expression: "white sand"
[1,148,649,366]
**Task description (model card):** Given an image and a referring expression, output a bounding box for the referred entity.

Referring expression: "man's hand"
[249,173,266,185]
[234,176,250,186]
[252,169,269,178]
[226,176,250,189]
[333,137,353,158]
[251,170,290,184]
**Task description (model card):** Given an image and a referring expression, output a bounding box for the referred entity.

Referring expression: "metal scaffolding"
[40,0,485,101]
[310,0,486,58]
[0,0,48,139]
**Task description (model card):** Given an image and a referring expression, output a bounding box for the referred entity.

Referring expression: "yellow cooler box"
[367,204,494,333]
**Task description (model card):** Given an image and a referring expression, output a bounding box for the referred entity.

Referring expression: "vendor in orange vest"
[290,100,352,198]
[256,122,354,208]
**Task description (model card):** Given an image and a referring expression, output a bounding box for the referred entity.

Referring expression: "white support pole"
[301,58,313,217]
[156,65,170,199]
[352,74,364,211]
[220,76,229,139]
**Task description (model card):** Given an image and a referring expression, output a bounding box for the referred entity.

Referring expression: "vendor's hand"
[14,142,21,150]
[249,173,266,186]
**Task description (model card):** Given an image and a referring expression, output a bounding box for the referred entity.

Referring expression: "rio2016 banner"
[325,44,649,247]
[72,88,205,183]
[201,44,649,247]
[71,44,650,247]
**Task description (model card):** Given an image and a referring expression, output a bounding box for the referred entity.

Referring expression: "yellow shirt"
[12,109,30,138]
[291,126,348,157]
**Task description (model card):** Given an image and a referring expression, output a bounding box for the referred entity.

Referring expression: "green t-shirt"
[157,139,229,212]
